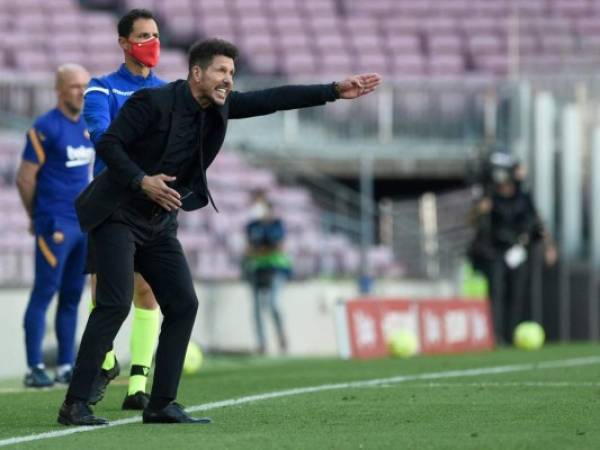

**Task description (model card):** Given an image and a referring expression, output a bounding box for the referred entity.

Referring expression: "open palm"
[337,73,382,99]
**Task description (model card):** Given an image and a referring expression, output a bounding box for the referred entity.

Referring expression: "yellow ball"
[183,341,203,374]
[513,322,545,351]
[388,330,418,358]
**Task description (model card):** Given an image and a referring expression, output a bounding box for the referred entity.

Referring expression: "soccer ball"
[513,322,545,351]
[183,341,203,374]
[388,330,418,358]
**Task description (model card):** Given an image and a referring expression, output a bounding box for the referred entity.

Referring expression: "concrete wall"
[0,279,454,380]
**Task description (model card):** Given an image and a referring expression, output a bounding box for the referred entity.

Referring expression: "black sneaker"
[24,367,54,388]
[122,391,150,410]
[55,369,73,385]
[88,357,120,405]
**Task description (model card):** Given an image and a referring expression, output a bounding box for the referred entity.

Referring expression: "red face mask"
[127,37,160,68]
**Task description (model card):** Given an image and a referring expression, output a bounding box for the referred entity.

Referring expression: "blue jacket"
[83,64,165,176]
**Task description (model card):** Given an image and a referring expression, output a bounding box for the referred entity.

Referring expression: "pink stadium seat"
[238,14,271,34]
[302,0,336,15]
[317,51,353,76]
[471,0,508,16]
[264,0,298,16]
[345,0,396,17]
[80,12,117,33]
[381,16,421,35]
[428,54,466,76]
[466,34,504,56]
[278,32,311,51]
[575,16,600,35]
[272,16,305,34]
[87,51,122,75]
[427,34,464,54]
[461,17,507,35]
[350,34,383,52]
[356,51,389,75]
[314,33,347,53]
[392,53,427,76]
[307,16,343,34]
[14,15,47,32]
[166,13,198,45]
[157,0,193,15]
[580,34,600,52]
[421,17,458,34]
[123,0,157,9]
[198,14,235,39]
[52,50,88,67]
[197,0,228,9]
[551,0,590,17]
[81,0,119,8]
[12,0,47,12]
[434,0,470,16]
[246,52,280,75]
[47,12,83,32]
[282,52,317,76]
[513,0,548,15]
[42,0,78,12]
[474,53,509,76]
[231,0,264,11]
[13,50,51,71]
[241,33,276,53]
[344,16,378,34]
[155,49,188,77]
[46,33,84,53]
[540,33,577,53]
[515,33,539,55]
[83,31,117,53]
[386,34,421,55]
[394,0,433,17]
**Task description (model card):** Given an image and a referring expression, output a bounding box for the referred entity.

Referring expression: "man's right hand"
[141,174,182,211]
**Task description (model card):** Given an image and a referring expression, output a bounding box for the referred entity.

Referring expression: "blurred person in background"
[468,151,557,344]
[244,191,291,354]
[82,8,166,410]
[16,64,93,387]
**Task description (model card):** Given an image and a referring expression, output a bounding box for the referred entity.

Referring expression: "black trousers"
[480,256,529,344]
[66,203,198,404]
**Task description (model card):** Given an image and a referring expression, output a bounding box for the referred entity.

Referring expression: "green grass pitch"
[1,343,599,449]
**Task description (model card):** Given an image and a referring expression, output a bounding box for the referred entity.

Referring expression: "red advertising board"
[342,298,495,359]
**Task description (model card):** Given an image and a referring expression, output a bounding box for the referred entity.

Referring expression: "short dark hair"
[118,9,156,38]
[188,38,239,71]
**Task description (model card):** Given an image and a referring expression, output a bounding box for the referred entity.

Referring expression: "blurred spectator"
[244,191,291,354]
[468,152,557,344]
[16,64,93,387]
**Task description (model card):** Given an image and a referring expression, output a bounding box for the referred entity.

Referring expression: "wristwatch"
[129,172,146,192]
[332,81,341,99]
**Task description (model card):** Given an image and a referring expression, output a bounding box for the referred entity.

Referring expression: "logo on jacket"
[66,145,95,168]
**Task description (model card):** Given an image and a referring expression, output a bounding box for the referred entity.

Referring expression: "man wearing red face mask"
[82,9,165,412]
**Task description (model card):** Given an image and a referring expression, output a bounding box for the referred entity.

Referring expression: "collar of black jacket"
[174,80,228,123]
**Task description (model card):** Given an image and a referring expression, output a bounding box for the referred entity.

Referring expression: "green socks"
[128,306,160,395]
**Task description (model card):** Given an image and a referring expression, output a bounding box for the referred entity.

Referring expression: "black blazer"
[76,80,338,232]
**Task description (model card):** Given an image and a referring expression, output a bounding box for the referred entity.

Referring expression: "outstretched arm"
[229,73,383,119]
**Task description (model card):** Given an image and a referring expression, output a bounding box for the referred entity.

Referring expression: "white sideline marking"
[367,381,600,388]
[1,355,599,448]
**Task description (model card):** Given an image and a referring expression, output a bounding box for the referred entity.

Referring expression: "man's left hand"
[336,73,382,99]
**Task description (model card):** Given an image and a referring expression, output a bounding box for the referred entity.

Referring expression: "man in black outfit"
[58,38,382,425]
[468,153,557,344]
